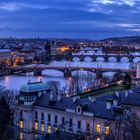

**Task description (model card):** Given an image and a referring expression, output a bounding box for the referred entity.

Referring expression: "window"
[19,132,23,140]
[19,120,23,129]
[86,123,90,131]
[86,134,90,140]
[69,118,73,127]
[48,125,51,133]
[77,106,81,114]
[55,115,58,124]
[41,123,45,132]
[62,117,65,125]
[48,114,51,122]
[96,138,100,140]
[78,120,81,129]
[35,122,38,130]
[20,110,23,118]
[41,113,44,120]
[105,126,110,135]
[78,108,81,112]
[96,124,101,133]
[35,112,38,119]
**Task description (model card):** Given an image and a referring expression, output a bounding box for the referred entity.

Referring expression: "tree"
[110,108,140,140]
[47,81,61,95]
[123,73,131,89]
[0,86,17,140]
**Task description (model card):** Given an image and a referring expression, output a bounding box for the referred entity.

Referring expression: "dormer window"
[76,105,82,114]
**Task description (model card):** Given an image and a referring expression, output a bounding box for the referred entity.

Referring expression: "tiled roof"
[96,88,140,107]
[34,94,115,120]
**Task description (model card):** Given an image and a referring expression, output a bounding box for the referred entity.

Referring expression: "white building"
[72,47,104,56]
[14,81,122,140]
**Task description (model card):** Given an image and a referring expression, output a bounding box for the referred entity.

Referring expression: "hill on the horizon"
[102,36,140,44]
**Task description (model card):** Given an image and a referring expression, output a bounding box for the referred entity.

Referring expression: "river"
[0,61,131,90]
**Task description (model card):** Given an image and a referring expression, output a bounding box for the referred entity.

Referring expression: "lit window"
[19,132,23,140]
[41,124,45,132]
[96,124,101,133]
[19,120,23,129]
[35,122,38,130]
[96,138,100,140]
[55,127,58,132]
[48,126,51,134]
[105,126,110,135]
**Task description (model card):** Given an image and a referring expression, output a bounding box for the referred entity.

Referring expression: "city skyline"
[0,0,140,39]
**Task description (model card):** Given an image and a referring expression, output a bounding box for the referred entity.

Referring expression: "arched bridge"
[51,54,140,63]
[7,65,136,77]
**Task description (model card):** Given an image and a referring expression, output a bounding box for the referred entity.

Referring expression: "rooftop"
[20,81,49,93]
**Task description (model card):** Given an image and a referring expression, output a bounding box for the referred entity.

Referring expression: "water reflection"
[0,61,130,90]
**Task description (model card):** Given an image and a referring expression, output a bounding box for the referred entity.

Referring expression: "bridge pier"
[34,69,42,76]
[64,69,72,77]
[129,57,133,63]
[116,57,120,62]
[104,56,108,62]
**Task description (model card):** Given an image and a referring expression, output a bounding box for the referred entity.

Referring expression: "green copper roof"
[20,81,49,93]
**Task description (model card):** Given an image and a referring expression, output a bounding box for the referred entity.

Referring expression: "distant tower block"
[136,62,140,78]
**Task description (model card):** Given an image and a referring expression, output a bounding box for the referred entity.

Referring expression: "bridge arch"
[133,57,140,63]
[42,69,64,76]
[84,56,92,62]
[96,56,105,62]
[120,57,129,63]
[71,70,96,77]
[108,57,117,62]
[73,57,80,62]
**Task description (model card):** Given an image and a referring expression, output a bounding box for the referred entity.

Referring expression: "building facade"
[14,81,118,140]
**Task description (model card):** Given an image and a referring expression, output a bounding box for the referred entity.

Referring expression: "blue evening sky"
[0,0,140,39]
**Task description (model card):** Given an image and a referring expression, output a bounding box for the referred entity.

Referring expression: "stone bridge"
[51,54,140,63]
[7,65,136,77]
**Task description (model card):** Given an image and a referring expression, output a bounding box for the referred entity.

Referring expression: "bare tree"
[110,108,140,140]
[47,81,61,95]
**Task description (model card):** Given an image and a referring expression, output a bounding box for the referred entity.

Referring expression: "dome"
[20,81,49,93]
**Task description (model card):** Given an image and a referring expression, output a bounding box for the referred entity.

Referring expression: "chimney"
[115,91,119,97]
[113,100,117,106]
[129,90,133,94]
[88,96,96,102]
[106,100,112,110]
[73,96,80,102]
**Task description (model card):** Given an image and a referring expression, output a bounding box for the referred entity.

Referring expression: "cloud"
[0,2,48,11]
[90,0,138,6]
[115,23,140,28]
